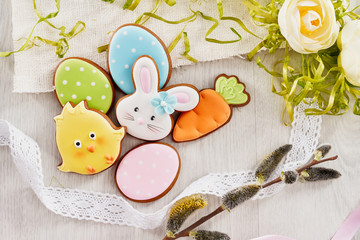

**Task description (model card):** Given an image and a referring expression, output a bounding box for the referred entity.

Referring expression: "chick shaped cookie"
[55,101,126,175]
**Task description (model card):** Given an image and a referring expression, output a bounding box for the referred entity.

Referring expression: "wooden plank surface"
[1,1,360,239]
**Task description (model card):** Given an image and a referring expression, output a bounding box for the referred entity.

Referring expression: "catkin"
[222,184,261,210]
[303,167,341,182]
[190,230,230,240]
[315,145,331,159]
[281,171,298,184]
[255,144,292,183]
[166,194,207,234]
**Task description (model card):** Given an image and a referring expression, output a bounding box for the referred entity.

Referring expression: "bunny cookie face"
[116,56,199,141]
[116,92,174,141]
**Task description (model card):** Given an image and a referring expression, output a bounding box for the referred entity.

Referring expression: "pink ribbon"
[250,205,360,240]
[332,206,360,240]
[251,235,294,240]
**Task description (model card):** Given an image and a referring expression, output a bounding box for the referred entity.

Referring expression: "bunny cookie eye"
[150,116,156,121]
[74,140,82,148]
[134,107,139,112]
[89,132,96,140]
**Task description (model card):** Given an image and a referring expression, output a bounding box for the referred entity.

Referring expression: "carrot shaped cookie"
[172,74,250,142]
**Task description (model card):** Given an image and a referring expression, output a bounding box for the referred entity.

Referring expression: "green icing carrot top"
[215,75,249,105]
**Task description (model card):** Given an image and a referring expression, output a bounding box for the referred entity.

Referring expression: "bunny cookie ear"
[166,85,200,112]
[132,56,160,95]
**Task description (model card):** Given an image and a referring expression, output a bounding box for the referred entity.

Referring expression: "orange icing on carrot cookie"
[173,90,231,141]
[173,74,250,142]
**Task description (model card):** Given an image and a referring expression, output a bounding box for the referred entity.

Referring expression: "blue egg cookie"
[107,24,172,94]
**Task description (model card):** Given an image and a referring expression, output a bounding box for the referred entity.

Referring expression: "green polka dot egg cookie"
[54,58,114,113]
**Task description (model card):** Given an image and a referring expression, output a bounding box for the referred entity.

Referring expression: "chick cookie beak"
[87,145,96,153]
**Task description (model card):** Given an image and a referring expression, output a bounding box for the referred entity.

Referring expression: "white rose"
[278,0,339,54]
[338,20,360,86]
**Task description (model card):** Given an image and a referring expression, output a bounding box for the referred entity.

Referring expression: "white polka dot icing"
[115,143,180,202]
[54,58,114,114]
[108,24,171,94]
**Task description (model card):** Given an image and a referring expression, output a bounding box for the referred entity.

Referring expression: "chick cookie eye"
[150,116,156,121]
[134,107,139,112]
[89,132,96,140]
[74,140,82,148]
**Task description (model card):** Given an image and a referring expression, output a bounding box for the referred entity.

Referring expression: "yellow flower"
[278,0,339,54]
[338,20,360,86]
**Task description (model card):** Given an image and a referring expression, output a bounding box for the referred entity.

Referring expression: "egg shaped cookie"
[108,24,172,94]
[115,143,180,202]
[54,57,114,114]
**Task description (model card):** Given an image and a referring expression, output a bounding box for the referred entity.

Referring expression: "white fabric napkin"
[10,0,264,93]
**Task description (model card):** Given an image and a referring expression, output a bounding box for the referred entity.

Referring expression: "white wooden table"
[1,1,360,239]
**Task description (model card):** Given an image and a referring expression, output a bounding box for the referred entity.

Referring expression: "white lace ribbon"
[0,102,321,229]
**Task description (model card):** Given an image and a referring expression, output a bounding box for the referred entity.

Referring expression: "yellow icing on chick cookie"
[54,101,125,175]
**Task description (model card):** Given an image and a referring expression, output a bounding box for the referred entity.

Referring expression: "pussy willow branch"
[262,155,338,188]
[163,155,338,240]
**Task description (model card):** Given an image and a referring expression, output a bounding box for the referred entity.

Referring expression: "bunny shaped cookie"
[116,56,200,141]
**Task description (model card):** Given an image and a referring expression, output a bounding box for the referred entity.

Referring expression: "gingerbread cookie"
[115,143,181,202]
[173,74,250,142]
[54,101,126,175]
[115,56,199,141]
[54,57,114,114]
[108,24,172,94]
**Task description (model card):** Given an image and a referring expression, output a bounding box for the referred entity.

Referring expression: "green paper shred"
[181,32,197,63]
[123,0,135,9]
[257,43,360,124]
[129,0,257,62]
[135,0,163,25]
[0,0,85,58]
[126,0,142,11]
[164,0,176,7]
[244,0,285,60]
[99,0,258,63]
[215,75,248,105]
[97,44,109,53]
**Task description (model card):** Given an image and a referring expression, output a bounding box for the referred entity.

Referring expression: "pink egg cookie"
[115,143,181,202]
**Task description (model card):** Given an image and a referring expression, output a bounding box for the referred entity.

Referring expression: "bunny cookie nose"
[87,145,95,153]
[137,117,145,125]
